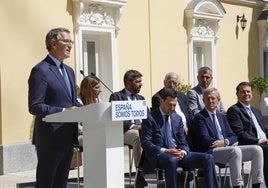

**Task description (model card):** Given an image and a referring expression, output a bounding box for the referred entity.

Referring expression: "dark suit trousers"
[35,145,73,188]
[157,151,219,188]
[261,145,268,186]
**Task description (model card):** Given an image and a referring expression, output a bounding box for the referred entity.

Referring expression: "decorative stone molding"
[185,0,226,86]
[80,4,114,25]
[222,0,268,7]
[72,0,126,35]
[190,19,215,38]
[185,0,225,40]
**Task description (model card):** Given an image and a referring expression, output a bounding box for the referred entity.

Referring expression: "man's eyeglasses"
[58,39,74,45]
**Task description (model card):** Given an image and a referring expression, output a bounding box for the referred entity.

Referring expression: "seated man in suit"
[151,72,192,134]
[227,81,268,186]
[193,87,264,188]
[187,66,225,117]
[109,69,146,186]
[141,88,219,188]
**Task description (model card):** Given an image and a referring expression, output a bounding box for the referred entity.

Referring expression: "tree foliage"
[250,77,268,96]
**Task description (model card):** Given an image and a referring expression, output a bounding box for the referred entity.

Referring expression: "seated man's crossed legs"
[212,145,263,188]
[124,129,142,168]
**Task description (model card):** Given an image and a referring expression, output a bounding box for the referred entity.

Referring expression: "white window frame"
[185,0,225,87]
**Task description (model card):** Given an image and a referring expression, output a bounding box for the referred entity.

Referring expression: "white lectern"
[43,102,124,188]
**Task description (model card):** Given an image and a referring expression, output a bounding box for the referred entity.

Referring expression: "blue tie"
[131,94,141,125]
[245,107,267,140]
[211,113,224,140]
[60,63,72,96]
[164,115,176,148]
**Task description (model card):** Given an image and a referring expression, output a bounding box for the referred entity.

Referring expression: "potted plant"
[178,80,191,94]
[250,77,268,116]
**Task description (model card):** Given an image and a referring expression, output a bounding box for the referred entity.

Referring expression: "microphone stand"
[90,72,113,94]
[80,70,86,78]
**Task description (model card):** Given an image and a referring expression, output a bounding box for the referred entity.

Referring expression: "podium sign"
[43,102,125,188]
[111,100,147,121]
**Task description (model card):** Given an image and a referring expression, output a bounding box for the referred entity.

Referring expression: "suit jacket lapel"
[251,107,267,133]
[202,109,218,139]
[237,102,251,119]
[47,57,72,100]
[170,114,180,146]
[121,89,129,100]
[237,102,258,133]
[152,109,167,146]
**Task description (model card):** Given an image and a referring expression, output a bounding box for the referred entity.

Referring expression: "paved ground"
[0,148,266,188]
[0,147,131,188]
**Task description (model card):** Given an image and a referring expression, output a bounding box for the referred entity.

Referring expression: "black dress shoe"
[197,169,204,177]
[177,171,194,182]
[135,174,148,188]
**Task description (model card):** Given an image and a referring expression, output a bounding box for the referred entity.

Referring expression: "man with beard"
[109,69,147,186]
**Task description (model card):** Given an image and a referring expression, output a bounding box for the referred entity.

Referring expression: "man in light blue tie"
[193,87,264,188]
[227,81,268,186]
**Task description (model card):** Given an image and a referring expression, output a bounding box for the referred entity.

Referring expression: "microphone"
[80,70,85,77]
[90,72,113,94]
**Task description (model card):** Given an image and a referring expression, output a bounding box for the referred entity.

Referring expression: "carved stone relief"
[79,4,115,26]
[190,19,215,37]
[73,1,125,35]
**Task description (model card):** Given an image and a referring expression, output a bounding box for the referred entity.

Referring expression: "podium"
[43,102,124,188]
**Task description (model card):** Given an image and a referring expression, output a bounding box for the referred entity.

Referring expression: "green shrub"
[178,81,191,94]
[250,77,268,96]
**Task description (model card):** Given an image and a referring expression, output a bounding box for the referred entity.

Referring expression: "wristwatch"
[224,139,229,146]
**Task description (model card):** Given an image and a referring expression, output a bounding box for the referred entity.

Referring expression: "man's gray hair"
[203,87,221,100]
[164,72,180,82]
[45,27,70,51]
[198,66,212,74]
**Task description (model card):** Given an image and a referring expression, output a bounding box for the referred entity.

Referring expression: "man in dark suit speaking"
[28,27,82,188]
[141,88,219,188]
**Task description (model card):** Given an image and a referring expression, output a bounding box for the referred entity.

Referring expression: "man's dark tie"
[131,94,141,125]
[130,94,136,100]
[60,63,72,96]
[211,113,223,140]
[164,115,176,148]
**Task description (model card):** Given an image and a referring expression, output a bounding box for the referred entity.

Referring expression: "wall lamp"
[237,14,247,31]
